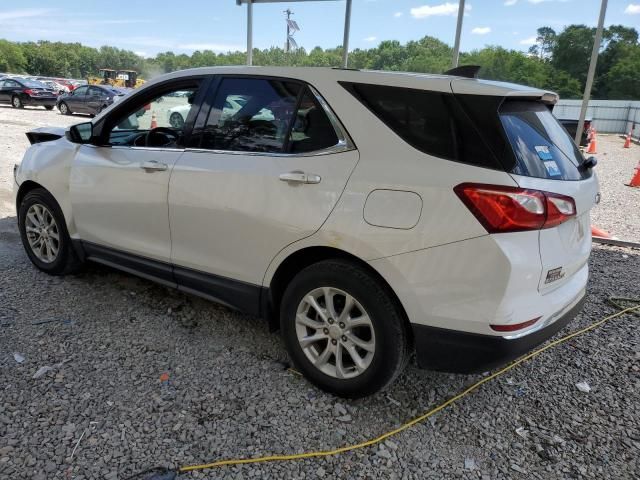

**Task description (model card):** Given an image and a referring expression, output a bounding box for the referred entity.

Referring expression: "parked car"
[167,93,265,128]
[557,118,592,147]
[36,78,70,95]
[0,77,57,109]
[13,67,599,398]
[56,85,127,116]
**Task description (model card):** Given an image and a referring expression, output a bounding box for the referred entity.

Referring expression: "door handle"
[279,171,321,184]
[140,160,168,172]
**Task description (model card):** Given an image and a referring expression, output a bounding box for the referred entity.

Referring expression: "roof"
[142,66,554,98]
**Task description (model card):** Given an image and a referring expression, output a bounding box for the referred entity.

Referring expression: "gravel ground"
[589,135,640,243]
[1,219,640,479]
[1,106,640,480]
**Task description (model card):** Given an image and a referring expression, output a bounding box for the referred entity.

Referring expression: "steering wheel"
[143,127,179,147]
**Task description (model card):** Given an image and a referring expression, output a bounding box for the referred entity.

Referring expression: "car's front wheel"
[58,102,71,115]
[281,260,410,398]
[18,188,83,275]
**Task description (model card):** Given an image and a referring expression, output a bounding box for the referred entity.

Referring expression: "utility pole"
[285,8,293,53]
[451,0,465,68]
[575,0,608,145]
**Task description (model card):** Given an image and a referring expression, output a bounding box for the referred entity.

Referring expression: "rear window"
[500,101,589,180]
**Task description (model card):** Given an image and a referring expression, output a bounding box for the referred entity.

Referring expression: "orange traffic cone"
[150,113,157,129]
[623,132,631,148]
[586,129,597,154]
[626,160,640,188]
[591,225,612,238]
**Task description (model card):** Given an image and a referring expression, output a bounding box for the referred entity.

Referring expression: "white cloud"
[364,36,377,42]
[134,51,148,58]
[178,43,244,52]
[504,0,518,5]
[0,8,54,21]
[410,2,471,19]
[519,36,537,45]
[471,27,491,35]
[393,11,403,17]
[625,3,640,14]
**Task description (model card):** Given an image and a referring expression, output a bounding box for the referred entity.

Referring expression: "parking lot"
[1,106,639,479]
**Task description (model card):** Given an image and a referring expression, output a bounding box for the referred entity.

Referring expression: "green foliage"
[0,23,638,100]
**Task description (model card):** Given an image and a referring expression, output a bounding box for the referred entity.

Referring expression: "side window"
[342,83,454,160]
[200,78,301,153]
[89,87,106,97]
[6,80,19,88]
[289,90,339,153]
[73,86,88,96]
[105,83,200,148]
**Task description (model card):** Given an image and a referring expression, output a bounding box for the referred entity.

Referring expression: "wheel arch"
[266,246,412,344]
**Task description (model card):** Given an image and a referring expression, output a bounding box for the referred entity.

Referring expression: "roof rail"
[444,65,481,79]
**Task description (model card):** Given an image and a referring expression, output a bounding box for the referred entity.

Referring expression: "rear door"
[498,100,599,293]
[168,76,359,293]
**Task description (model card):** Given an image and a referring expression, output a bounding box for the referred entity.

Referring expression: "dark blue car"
[57,85,128,116]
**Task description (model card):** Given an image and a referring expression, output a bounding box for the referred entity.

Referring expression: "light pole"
[451,0,465,68]
[575,0,608,145]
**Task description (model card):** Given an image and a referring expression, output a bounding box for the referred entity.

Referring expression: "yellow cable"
[179,300,640,474]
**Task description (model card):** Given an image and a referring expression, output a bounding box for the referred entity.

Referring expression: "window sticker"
[544,160,562,177]
[534,145,553,161]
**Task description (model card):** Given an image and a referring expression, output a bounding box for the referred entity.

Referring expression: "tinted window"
[201,78,301,153]
[500,101,588,180]
[342,83,454,159]
[73,86,88,96]
[5,80,20,88]
[289,90,339,153]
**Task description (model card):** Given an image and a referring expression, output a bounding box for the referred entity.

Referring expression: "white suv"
[14,67,599,398]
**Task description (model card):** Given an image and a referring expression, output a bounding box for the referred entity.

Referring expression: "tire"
[44,105,54,110]
[12,95,23,109]
[281,259,410,398]
[169,112,185,129]
[59,102,71,115]
[18,188,83,276]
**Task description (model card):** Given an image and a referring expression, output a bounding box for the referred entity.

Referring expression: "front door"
[168,77,359,293]
[67,85,88,113]
[69,80,203,263]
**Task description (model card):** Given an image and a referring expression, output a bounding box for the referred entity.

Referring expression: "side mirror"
[582,156,597,170]
[66,122,93,144]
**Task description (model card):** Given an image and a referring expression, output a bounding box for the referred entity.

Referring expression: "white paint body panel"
[69,145,181,261]
[168,149,359,284]
[363,190,422,229]
[14,66,592,343]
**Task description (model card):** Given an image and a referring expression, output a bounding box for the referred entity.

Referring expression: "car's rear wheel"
[169,112,184,129]
[59,102,71,115]
[12,96,23,109]
[18,188,83,275]
[44,105,54,111]
[281,260,410,398]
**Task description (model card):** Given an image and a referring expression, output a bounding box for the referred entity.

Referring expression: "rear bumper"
[412,294,585,373]
[25,97,57,106]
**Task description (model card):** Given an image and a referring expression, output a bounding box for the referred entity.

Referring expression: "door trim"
[80,241,264,317]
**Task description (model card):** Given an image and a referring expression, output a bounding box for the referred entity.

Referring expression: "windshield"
[500,101,589,181]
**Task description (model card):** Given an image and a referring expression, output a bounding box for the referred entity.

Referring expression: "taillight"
[24,89,34,95]
[454,183,576,233]
[490,317,541,332]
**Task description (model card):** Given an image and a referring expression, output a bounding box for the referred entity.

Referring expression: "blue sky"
[0,1,638,57]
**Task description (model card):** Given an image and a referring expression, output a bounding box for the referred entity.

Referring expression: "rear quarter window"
[500,101,589,181]
[340,82,503,170]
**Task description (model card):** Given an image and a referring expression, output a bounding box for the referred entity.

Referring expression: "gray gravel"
[589,135,640,243]
[1,214,639,479]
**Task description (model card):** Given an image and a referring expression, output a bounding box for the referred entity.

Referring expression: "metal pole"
[575,0,607,145]
[247,0,253,66]
[451,0,465,68]
[342,0,352,68]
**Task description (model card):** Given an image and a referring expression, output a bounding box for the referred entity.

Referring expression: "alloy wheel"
[295,287,375,379]
[24,203,60,263]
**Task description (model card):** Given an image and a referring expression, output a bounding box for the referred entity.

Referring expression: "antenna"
[284,8,300,52]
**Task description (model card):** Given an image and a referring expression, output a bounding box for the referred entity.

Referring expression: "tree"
[529,27,556,60]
